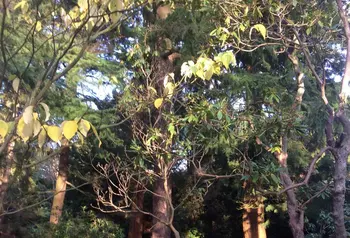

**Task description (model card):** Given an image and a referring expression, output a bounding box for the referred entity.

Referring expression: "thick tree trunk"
[49,144,69,224]
[152,169,171,238]
[128,185,145,238]
[242,200,266,238]
[332,149,348,238]
[0,141,14,224]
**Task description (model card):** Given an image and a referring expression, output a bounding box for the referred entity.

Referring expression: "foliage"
[30,209,124,238]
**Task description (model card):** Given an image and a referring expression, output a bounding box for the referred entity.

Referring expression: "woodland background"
[0,0,350,237]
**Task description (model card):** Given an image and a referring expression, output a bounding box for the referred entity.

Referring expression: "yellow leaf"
[154,98,163,109]
[0,120,8,138]
[17,117,32,142]
[253,24,267,40]
[35,21,42,31]
[38,127,46,148]
[47,126,62,142]
[90,122,102,147]
[78,119,91,137]
[33,120,41,137]
[23,106,34,124]
[62,120,78,140]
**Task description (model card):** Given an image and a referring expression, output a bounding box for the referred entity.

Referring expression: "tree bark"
[0,141,14,224]
[277,152,304,238]
[242,197,266,238]
[152,165,171,238]
[49,144,69,224]
[128,185,145,238]
[332,147,349,238]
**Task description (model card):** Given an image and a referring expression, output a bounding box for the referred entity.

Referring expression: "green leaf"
[270,173,280,185]
[154,98,163,109]
[253,24,267,39]
[38,127,46,148]
[217,111,223,120]
[306,27,312,35]
[168,123,176,138]
[33,120,41,137]
[40,102,50,121]
[47,126,62,143]
[90,123,102,147]
[62,120,78,140]
[0,120,8,139]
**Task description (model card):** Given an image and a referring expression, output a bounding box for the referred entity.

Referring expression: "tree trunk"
[49,144,69,224]
[0,141,14,224]
[277,152,304,238]
[242,202,266,238]
[152,166,171,238]
[128,185,145,238]
[280,172,304,238]
[332,148,348,238]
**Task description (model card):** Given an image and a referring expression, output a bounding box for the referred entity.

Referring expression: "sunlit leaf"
[62,120,78,140]
[23,106,34,124]
[12,78,19,93]
[78,119,91,137]
[0,120,8,138]
[154,98,163,109]
[253,24,267,39]
[47,126,62,143]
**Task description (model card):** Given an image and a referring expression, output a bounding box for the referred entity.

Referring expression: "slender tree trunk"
[280,172,304,238]
[49,143,69,224]
[128,184,145,238]
[0,141,14,224]
[152,165,171,238]
[277,151,304,238]
[332,148,349,238]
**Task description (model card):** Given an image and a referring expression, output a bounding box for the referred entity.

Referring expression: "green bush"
[30,209,124,238]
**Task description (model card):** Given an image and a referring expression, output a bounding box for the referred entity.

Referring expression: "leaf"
[38,127,46,148]
[23,106,34,124]
[35,21,42,31]
[12,78,19,93]
[78,119,91,137]
[306,27,312,35]
[108,0,124,23]
[33,120,41,137]
[154,98,163,109]
[217,111,223,120]
[62,120,78,140]
[40,102,50,121]
[221,51,236,69]
[17,117,33,142]
[168,123,176,138]
[270,173,280,185]
[0,120,8,138]
[90,122,102,147]
[165,82,175,98]
[253,24,267,39]
[47,126,62,143]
